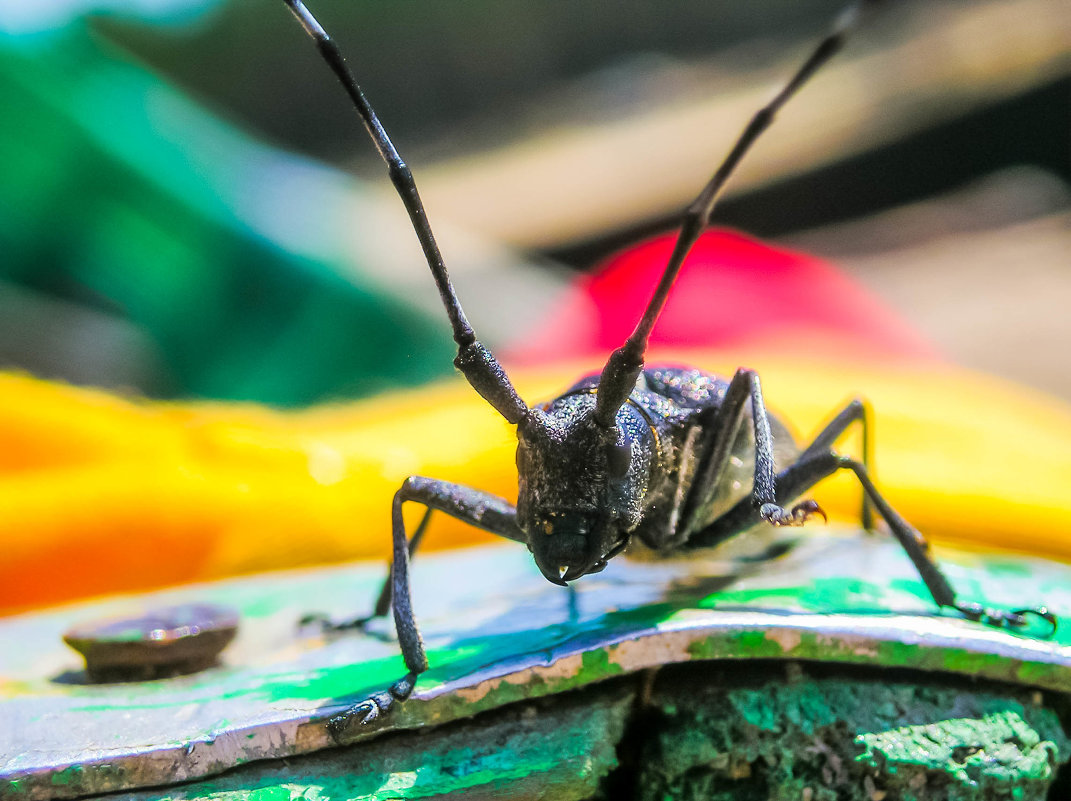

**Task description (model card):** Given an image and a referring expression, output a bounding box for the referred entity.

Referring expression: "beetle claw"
[759,500,826,527]
[791,499,826,524]
[1012,607,1058,638]
[299,612,374,634]
[953,603,1057,638]
[326,692,389,742]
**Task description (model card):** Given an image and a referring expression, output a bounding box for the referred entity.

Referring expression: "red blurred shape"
[509,230,937,364]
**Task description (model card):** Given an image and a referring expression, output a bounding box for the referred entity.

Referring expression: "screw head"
[63,603,239,682]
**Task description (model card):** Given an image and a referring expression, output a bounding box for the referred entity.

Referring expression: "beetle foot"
[760,500,827,527]
[325,672,419,743]
[953,602,1057,638]
[326,690,392,739]
[298,612,375,634]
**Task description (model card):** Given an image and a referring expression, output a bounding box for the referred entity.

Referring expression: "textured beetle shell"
[555,366,801,552]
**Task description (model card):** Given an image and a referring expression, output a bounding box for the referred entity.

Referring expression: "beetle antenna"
[282,0,529,424]
[593,0,882,428]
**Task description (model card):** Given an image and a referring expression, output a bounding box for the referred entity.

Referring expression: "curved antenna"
[593,0,880,428]
[283,0,528,425]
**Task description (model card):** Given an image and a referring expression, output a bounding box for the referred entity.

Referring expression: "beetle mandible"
[282,0,1056,729]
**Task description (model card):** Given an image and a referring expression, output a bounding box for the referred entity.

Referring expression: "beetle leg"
[674,367,834,540]
[830,455,1055,636]
[797,399,874,531]
[679,369,769,535]
[673,407,731,542]
[300,507,435,633]
[714,368,824,529]
[678,396,874,540]
[324,477,525,742]
[692,451,1056,637]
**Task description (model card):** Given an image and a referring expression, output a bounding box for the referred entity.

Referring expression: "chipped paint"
[764,626,803,654]
[856,710,1064,791]
[453,652,587,706]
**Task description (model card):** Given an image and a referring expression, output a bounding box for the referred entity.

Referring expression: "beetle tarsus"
[298,612,374,633]
[759,499,825,527]
[1013,607,1058,637]
[326,691,388,740]
[390,670,419,701]
[952,602,1058,637]
[325,671,421,742]
[792,499,827,524]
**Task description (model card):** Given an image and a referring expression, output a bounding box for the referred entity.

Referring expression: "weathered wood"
[637,663,1069,800]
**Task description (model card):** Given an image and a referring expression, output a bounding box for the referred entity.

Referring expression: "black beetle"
[283,0,1056,729]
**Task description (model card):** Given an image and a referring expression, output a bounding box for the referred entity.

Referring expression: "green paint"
[887,578,935,603]
[696,586,806,607]
[981,559,1034,579]
[686,628,813,661]
[698,577,931,616]
[857,711,1061,792]
[63,582,1071,735]
[71,656,405,713]
[580,647,624,680]
[679,621,1071,695]
[42,536,1071,722]
[242,787,291,801]
[117,683,633,801]
[48,766,83,787]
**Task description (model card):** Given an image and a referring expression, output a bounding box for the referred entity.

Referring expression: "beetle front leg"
[792,396,873,531]
[797,398,874,531]
[326,476,525,738]
[728,370,826,531]
[671,368,824,545]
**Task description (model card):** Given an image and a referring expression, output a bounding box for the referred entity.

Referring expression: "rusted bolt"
[63,603,239,682]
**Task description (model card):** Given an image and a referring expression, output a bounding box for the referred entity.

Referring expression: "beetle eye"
[605,434,632,478]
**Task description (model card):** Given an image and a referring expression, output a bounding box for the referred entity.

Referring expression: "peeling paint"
[763,627,801,654]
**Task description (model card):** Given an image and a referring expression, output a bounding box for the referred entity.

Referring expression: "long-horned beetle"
[283,0,1056,729]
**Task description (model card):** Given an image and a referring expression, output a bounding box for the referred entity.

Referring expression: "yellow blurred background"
[0,0,1067,612]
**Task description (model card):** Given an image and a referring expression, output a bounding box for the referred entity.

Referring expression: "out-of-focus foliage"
[0,4,455,404]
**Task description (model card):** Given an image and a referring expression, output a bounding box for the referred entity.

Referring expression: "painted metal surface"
[2,528,1070,800]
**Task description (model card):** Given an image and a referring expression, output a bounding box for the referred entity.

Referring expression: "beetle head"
[515,395,654,585]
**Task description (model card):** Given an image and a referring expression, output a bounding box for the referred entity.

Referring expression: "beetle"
[282,0,1056,729]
